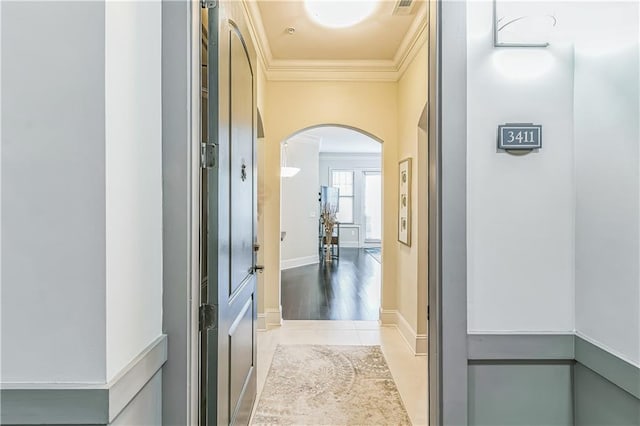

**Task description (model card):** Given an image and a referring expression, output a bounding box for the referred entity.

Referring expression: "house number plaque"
[498,123,542,150]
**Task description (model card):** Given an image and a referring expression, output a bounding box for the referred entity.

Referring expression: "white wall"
[281,136,320,266]
[105,0,164,381]
[1,0,164,393]
[319,153,381,187]
[467,1,575,333]
[573,2,640,366]
[467,2,640,364]
[1,2,107,383]
[319,152,381,247]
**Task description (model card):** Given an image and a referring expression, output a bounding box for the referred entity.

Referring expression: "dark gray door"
[201,2,258,425]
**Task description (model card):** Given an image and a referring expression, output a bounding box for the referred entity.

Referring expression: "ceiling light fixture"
[304,0,379,29]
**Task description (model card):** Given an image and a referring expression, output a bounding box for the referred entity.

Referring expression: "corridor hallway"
[281,248,381,321]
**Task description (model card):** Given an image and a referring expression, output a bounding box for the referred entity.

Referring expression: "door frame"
[161,0,471,424]
[428,0,469,425]
[159,1,205,424]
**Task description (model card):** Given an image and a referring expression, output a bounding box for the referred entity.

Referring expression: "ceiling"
[300,126,382,154]
[243,0,428,81]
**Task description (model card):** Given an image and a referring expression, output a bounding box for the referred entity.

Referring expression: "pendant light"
[281,142,300,178]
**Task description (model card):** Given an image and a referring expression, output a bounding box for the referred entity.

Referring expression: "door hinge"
[427,305,430,321]
[199,304,217,331]
[201,143,218,169]
[201,0,217,9]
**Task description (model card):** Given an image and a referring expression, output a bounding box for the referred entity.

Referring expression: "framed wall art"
[398,157,412,246]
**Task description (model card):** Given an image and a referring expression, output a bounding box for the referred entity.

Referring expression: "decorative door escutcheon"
[241,162,247,182]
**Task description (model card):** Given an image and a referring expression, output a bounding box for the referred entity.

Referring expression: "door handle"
[249,265,265,274]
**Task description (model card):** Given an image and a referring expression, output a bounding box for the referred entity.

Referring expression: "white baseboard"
[257,314,267,331]
[339,242,360,248]
[379,308,427,356]
[258,308,282,331]
[416,334,428,354]
[380,309,397,326]
[281,255,319,270]
[267,308,282,328]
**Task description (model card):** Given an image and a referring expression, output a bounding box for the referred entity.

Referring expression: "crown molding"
[240,0,272,73]
[242,1,428,82]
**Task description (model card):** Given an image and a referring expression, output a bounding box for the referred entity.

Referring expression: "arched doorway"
[278,125,384,320]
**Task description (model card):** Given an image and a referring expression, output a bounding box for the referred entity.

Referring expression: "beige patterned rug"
[251,345,411,426]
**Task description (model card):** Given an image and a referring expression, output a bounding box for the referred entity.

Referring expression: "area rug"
[251,345,411,425]
[364,247,382,263]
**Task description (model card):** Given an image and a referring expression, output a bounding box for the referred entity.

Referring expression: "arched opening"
[278,125,384,321]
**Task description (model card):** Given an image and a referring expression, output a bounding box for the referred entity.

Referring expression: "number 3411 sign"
[498,124,542,150]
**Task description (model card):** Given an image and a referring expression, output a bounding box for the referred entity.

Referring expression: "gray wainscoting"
[0,335,167,425]
[575,363,640,426]
[468,333,640,426]
[468,361,574,426]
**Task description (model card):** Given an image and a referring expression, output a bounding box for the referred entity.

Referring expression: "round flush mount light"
[304,0,378,29]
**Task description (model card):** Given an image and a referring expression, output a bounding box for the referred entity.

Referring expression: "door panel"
[229,26,254,295]
[202,2,258,425]
[228,297,255,419]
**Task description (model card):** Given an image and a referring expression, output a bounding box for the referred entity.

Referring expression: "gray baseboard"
[0,335,167,425]
[575,335,640,400]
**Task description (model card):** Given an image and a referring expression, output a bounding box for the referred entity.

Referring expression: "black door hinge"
[199,304,217,331]
[427,305,430,321]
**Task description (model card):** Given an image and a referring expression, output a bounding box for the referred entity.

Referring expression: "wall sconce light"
[494,0,557,48]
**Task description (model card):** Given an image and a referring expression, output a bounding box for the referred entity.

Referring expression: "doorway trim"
[428,0,469,425]
[276,124,385,324]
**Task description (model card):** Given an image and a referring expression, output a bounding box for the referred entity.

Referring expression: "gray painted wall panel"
[574,364,640,426]
[161,2,196,425]
[439,1,469,424]
[468,363,573,426]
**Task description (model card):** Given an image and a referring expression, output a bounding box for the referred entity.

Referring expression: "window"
[331,170,354,223]
[364,172,381,241]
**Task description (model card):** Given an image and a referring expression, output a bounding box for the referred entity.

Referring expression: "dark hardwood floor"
[281,248,381,320]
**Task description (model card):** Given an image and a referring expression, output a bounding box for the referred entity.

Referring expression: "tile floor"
[254,320,429,425]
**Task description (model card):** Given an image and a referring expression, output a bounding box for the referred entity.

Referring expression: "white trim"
[576,331,640,369]
[396,310,427,356]
[0,336,167,425]
[416,334,428,355]
[339,242,360,248]
[242,0,428,82]
[257,313,267,331]
[380,308,397,326]
[379,309,427,356]
[280,254,319,270]
[265,308,283,329]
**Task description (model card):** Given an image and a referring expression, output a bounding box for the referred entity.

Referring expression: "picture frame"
[398,157,412,246]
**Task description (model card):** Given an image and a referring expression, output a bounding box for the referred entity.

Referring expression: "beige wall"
[260,80,399,324]
[252,33,428,343]
[256,59,268,327]
[397,41,429,338]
